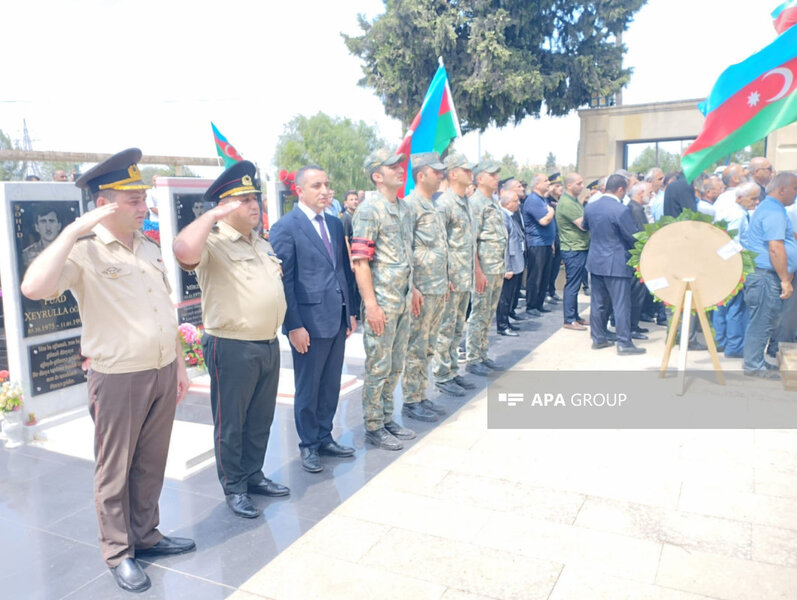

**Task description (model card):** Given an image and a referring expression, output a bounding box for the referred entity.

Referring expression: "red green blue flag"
[211,122,244,169]
[682,24,797,182]
[773,1,797,34]
[396,62,461,197]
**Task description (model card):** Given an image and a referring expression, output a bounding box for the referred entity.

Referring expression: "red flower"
[0,369,8,382]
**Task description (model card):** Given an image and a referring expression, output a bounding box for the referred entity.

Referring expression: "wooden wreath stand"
[639,221,744,395]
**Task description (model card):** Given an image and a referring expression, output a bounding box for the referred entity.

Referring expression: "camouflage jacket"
[435,187,474,292]
[405,189,449,295]
[351,191,413,312]
[469,189,508,275]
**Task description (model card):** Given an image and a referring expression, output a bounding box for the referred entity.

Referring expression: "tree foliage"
[545,152,557,171]
[274,112,384,193]
[344,0,646,132]
[0,129,25,181]
[630,146,681,175]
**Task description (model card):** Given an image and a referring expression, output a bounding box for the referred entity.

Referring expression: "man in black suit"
[583,173,646,355]
[270,165,358,473]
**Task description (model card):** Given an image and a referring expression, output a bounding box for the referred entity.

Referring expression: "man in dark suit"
[270,165,358,473]
[583,173,646,355]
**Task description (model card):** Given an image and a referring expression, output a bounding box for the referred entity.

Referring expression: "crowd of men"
[16,146,797,593]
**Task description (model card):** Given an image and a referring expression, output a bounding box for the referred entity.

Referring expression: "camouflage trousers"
[466,274,504,364]
[402,294,446,404]
[432,291,470,383]
[361,301,411,432]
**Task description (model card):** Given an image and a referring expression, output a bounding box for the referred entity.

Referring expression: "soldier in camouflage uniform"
[351,149,417,451]
[432,153,479,396]
[400,152,450,422]
[466,161,508,375]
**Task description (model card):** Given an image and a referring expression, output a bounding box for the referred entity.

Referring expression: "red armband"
[351,237,375,260]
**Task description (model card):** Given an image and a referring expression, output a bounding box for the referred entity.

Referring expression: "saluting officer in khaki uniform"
[21,148,195,594]
[173,161,288,520]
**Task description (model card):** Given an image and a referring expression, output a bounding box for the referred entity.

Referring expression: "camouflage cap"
[410,152,445,171]
[364,148,405,175]
[443,153,476,171]
[472,160,501,176]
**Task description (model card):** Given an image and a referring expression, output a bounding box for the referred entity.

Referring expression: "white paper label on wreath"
[646,277,669,292]
[716,240,743,261]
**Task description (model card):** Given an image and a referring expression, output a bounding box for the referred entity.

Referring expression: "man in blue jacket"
[270,165,358,472]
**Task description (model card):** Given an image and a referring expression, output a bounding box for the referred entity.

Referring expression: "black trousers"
[630,278,649,331]
[548,237,561,296]
[203,334,280,495]
[496,274,521,331]
[291,310,347,449]
[590,274,632,346]
[526,245,553,311]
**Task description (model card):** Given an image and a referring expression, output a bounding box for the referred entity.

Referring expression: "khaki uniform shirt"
[470,189,508,275]
[55,224,177,374]
[193,221,287,341]
[351,192,413,313]
[436,188,474,291]
[405,189,448,295]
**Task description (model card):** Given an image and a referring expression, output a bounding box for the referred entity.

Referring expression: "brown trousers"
[88,361,177,567]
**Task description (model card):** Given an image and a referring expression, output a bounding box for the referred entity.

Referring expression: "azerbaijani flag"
[681,24,797,182]
[396,62,461,197]
[773,0,797,34]
[211,122,244,168]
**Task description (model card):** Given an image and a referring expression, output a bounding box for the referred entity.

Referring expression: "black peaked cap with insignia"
[75,148,151,194]
[205,161,259,202]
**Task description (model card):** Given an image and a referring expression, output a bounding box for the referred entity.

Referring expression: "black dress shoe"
[481,358,503,370]
[497,329,519,337]
[452,375,476,390]
[507,323,521,331]
[300,447,323,473]
[420,399,446,415]
[526,309,542,317]
[639,314,655,323]
[509,312,530,321]
[687,342,708,351]
[592,340,612,350]
[402,401,439,422]
[631,331,649,340]
[435,380,465,396]
[318,440,355,457]
[226,493,261,518]
[617,343,646,355]
[384,420,416,439]
[110,558,150,593]
[633,326,649,333]
[248,478,291,496]
[136,536,196,558]
[606,332,618,342]
[537,306,552,313]
[365,427,403,450]
[466,362,490,376]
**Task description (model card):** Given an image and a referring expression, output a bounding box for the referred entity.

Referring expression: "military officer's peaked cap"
[586,179,600,191]
[364,148,405,175]
[205,160,259,202]
[548,172,562,184]
[410,152,445,171]
[75,148,151,193]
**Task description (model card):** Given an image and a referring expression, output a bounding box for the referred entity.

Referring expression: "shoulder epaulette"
[76,233,96,242]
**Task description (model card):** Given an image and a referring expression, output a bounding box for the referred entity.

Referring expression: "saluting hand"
[207,200,241,221]
[67,203,117,238]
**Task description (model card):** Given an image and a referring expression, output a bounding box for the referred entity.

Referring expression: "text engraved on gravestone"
[28,336,86,396]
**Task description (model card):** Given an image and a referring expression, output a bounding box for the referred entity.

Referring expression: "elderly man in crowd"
[647,168,666,222]
[750,157,773,203]
[496,188,525,336]
[523,173,555,316]
[741,172,797,378]
[712,181,760,359]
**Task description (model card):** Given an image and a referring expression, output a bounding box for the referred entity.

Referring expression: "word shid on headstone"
[0,182,86,420]
[151,177,214,327]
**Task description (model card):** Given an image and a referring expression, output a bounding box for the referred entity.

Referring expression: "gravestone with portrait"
[0,182,87,420]
[152,177,215,327]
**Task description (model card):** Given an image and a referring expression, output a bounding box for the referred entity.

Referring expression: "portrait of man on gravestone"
[22,203,63,268]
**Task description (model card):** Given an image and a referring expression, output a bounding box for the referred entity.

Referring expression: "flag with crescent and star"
[773,0,797,34]
[211,122,244,169]
[682,23,797,182]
